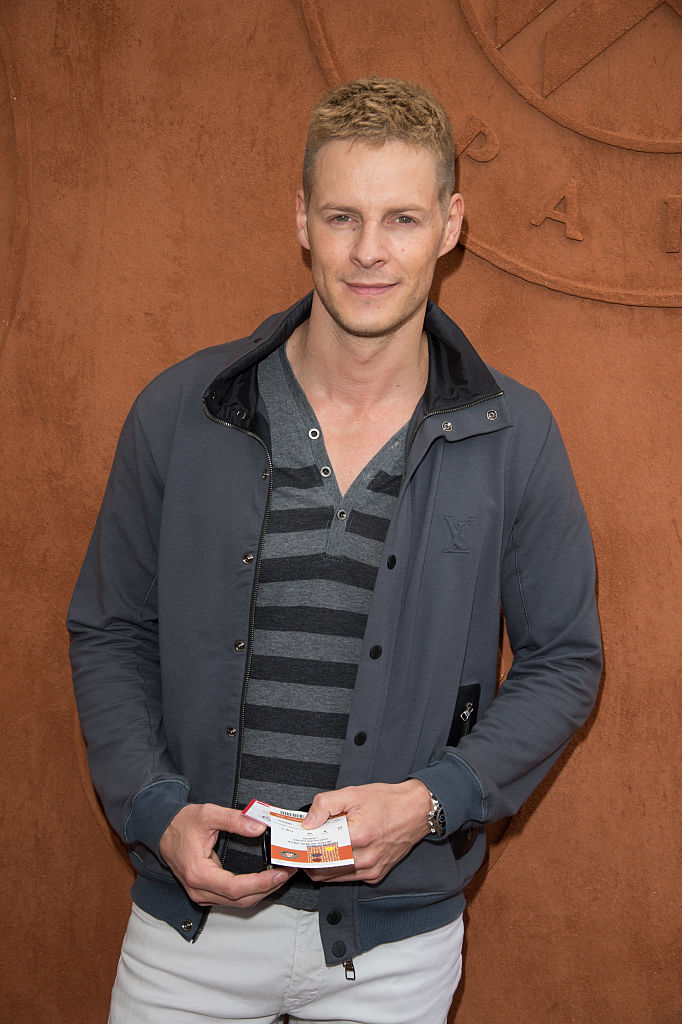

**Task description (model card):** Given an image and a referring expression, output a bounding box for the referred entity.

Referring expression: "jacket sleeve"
[67,402,190,860]
[413,414,603,835]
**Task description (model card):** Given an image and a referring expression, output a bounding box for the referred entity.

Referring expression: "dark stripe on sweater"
[260,554,378,589]
[241,754,340,790]
[268,507,334,533]
[346,510,391,543]
[367,469,403,496]
[272,465,323,490]
[254,605,368,638]
[243,704,349,739]
[249,654,358,688]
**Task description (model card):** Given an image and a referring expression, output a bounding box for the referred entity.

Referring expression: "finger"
[208,864,292,899]
[308,864,387,884]
[305,866,367,883]
[185,864,294,904]
[303,789,354,829]
[304,867,347,882]
[198,804,266,837]
[308,870,356,883]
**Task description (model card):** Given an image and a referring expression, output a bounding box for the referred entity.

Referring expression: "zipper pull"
[343,958,356,981]
[460,702,474,722]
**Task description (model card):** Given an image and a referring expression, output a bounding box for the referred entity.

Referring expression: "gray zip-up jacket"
[68,293,602,965]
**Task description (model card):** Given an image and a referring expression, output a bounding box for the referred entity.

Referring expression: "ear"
[295,190,311,251]
[438,193,464,258]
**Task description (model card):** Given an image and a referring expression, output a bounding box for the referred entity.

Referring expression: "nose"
[350,221,388,268]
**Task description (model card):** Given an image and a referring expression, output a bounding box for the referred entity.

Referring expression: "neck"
[287,299,429,414]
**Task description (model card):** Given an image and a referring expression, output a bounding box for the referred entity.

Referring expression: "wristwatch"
[427,791,446,838]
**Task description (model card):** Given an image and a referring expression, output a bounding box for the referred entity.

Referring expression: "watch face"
[430,799,446,836]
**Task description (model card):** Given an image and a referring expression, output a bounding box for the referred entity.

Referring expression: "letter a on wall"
[531,179,584,240]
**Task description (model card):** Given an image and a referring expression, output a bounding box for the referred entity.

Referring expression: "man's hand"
[159,803,296,907]
[302,780,433,884]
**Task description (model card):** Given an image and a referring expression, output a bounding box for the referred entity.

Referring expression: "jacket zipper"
[193,410,274,941]
[459,701,477,849]
[460,702,474,734]
[405,390,504,466]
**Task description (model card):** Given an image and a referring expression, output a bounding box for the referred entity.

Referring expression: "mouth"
[344,282,396,298]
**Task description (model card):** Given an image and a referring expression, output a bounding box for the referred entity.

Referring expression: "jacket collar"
[203,293,313,426]
[202,291,504,427]
[421,301,503,413]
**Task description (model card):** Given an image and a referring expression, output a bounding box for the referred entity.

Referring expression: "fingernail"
[274,872,288,884]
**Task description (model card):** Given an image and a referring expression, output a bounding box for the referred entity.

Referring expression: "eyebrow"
[317,203,431,216]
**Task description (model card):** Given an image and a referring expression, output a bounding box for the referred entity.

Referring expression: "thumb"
[303,791,345,830]
[201,803,265,836]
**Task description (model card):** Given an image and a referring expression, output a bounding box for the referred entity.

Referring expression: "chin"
[336,317,396,338]
[341,308,424,341]
[322,296,424,341]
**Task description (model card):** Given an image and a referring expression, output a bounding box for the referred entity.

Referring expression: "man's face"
[296,139,463,343]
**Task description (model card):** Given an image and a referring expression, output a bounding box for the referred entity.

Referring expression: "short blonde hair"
[303,77,455,208]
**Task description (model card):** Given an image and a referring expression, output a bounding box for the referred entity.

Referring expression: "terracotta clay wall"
[2,2,679,1021]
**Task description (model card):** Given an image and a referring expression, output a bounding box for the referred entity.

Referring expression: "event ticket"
[242,799,355,869]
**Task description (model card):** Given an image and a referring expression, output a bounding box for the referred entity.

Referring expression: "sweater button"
[234,640,245,652]
[226,726,237,738]
[332,941,346,958]
[242,552,254,564]
[369,645,382,659]
[327,911,342,925]
[354,732,367,746]
[181,920,193,932]
[386,554,396,569]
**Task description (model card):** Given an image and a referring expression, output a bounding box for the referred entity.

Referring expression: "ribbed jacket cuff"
[411,750,486,836]
[123,778,191,857]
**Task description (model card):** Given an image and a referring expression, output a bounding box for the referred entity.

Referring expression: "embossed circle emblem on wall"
[459,0,682,152]
[301,0,682,305]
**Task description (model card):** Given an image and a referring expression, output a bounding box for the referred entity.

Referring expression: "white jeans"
[109,901,463,1024]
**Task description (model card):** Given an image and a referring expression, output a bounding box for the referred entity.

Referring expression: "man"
[68,77,602,1023]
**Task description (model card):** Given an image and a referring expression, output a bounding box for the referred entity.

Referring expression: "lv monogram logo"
[444,516,474,553]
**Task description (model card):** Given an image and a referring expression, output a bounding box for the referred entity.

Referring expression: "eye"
[330,214,353,223]
[394,215,416,225]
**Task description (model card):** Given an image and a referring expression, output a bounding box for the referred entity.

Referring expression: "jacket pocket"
[447,683,480,747]
[447,683,481,859]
